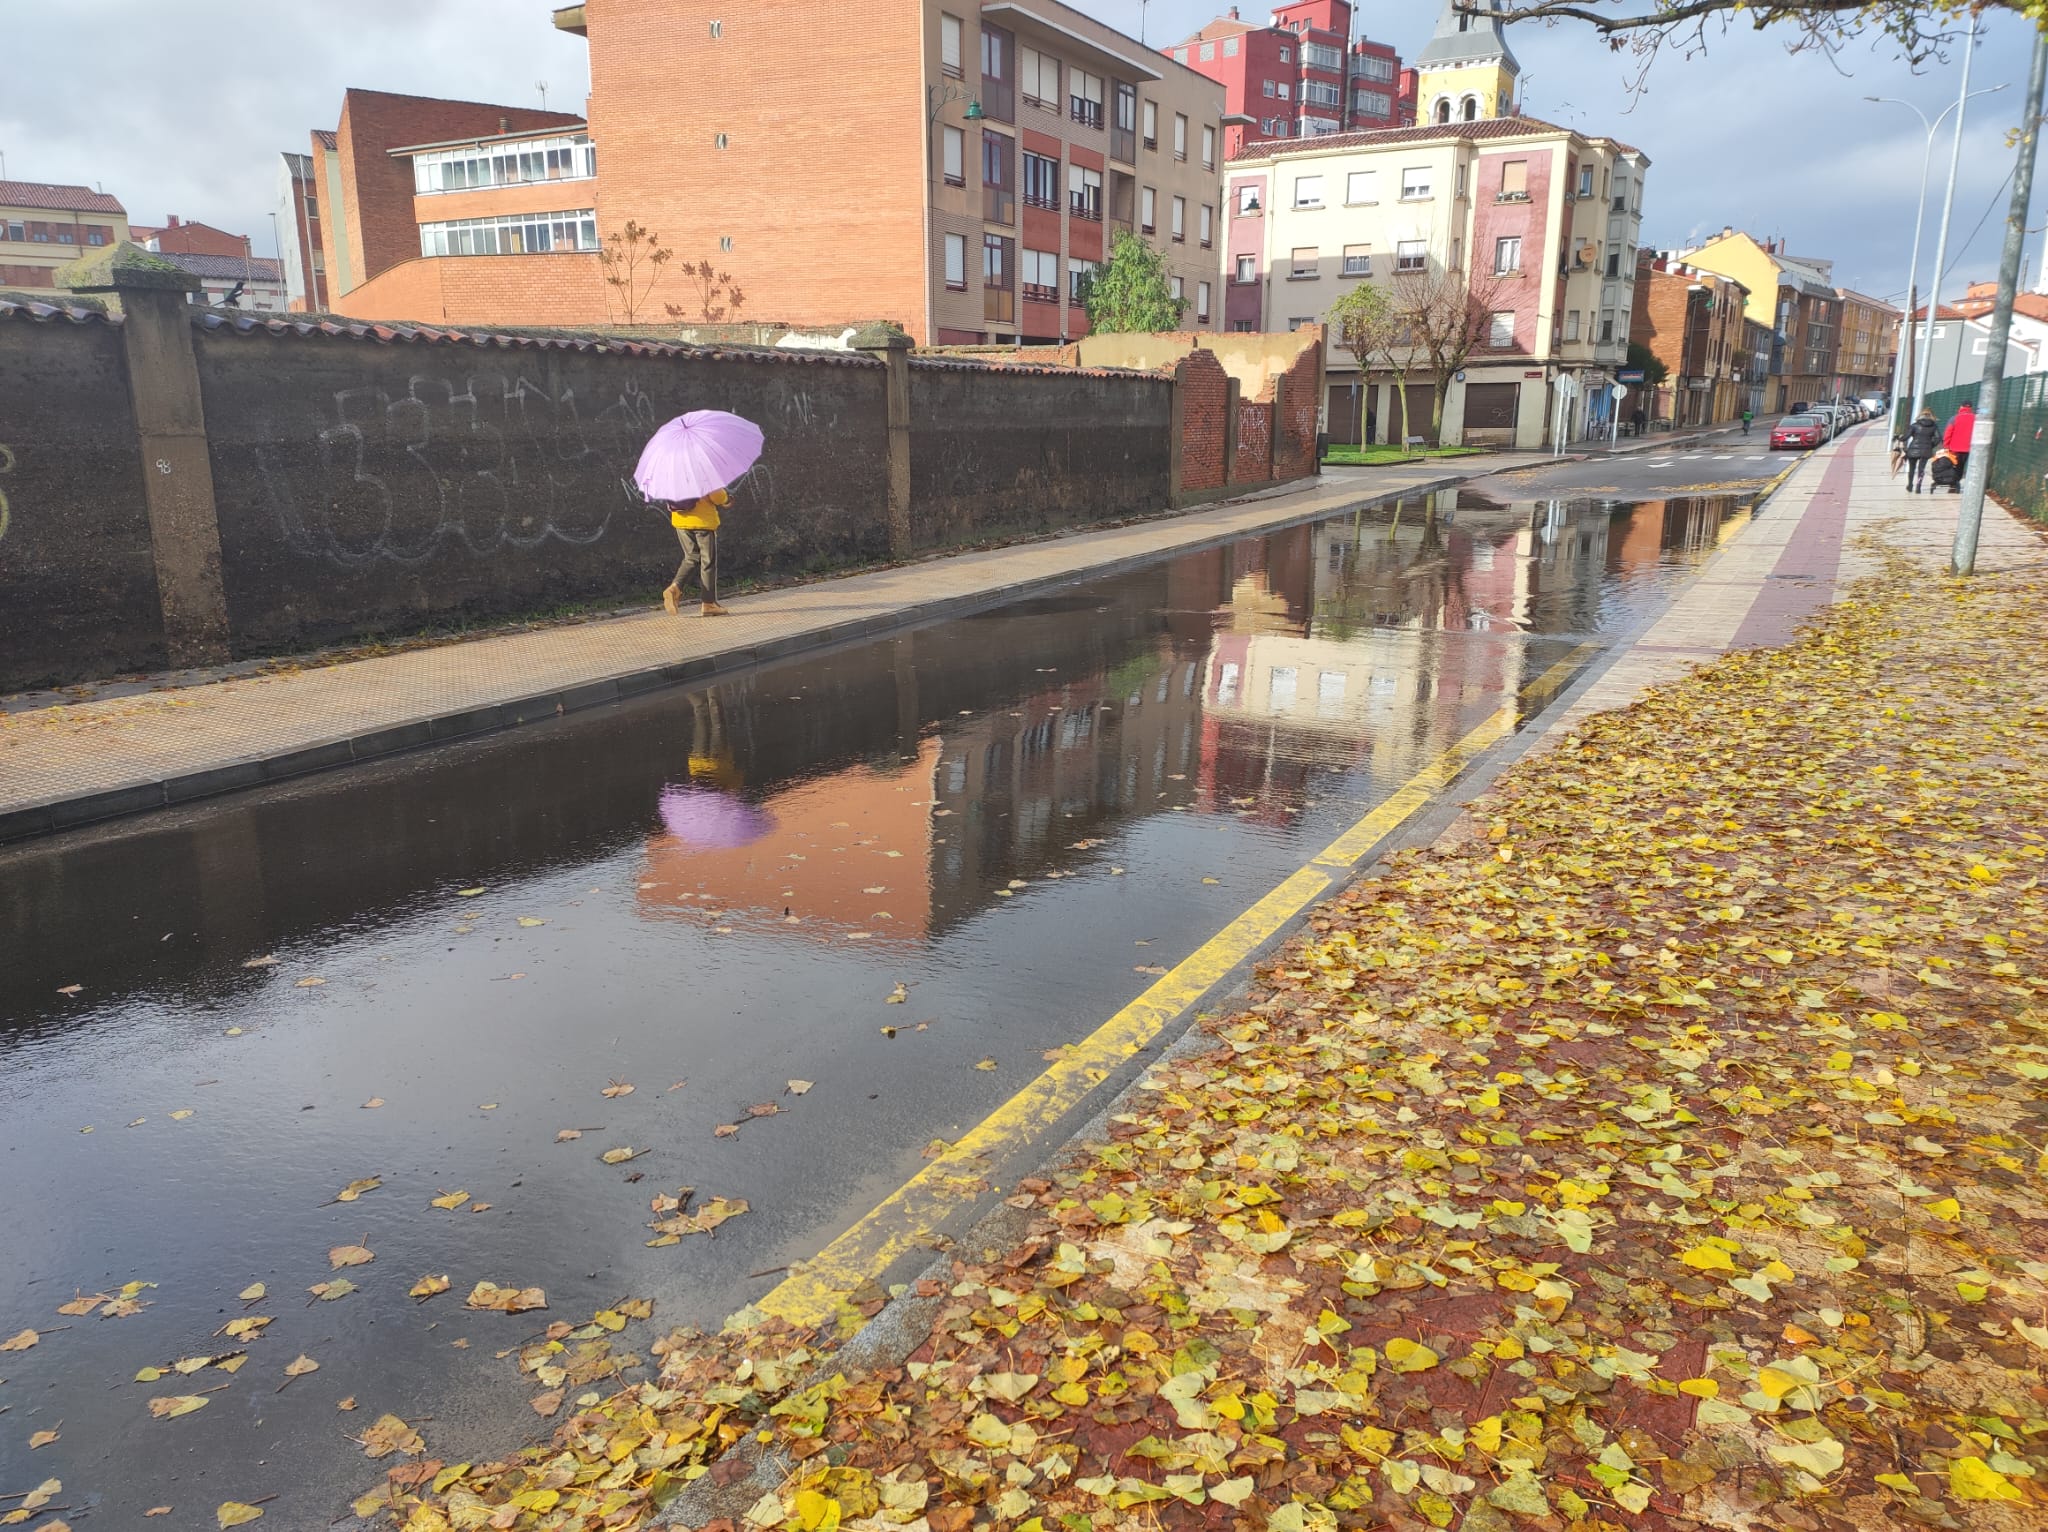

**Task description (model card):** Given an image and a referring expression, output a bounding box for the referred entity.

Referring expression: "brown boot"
[700,600,729,617]
[662,585,680,615]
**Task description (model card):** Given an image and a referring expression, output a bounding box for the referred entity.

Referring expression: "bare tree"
[1475,1,1973,86]
[664,259,747,325]
[597,221,672,325]
[1328,281,1418,453]
[1391,264,1510,444]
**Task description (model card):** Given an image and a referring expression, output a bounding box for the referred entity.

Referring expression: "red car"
[1771,418,1824,450]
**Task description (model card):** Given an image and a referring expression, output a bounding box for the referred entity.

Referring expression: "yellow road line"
[755,641,1602,1326]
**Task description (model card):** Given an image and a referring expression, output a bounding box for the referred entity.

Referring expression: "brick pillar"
[1168,367,1187,509]
[1269,374,1285,479]
[65,244,231,665]
[853,323,914,558]
[1223,377,1242,485]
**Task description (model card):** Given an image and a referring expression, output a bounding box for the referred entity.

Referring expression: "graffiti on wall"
[257,372,665,568]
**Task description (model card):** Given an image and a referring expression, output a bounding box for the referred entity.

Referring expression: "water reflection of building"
[627,487,1746,945]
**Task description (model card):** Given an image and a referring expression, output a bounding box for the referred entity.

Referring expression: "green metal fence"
[1909,378,2048,524]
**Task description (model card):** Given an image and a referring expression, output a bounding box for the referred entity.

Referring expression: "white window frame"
[1140,185,1156,233]
[944,232,967,290]
[1342,243,1371,277]
[1020,46,1060,110]
[942,125,965,185]
[1201,124,1216,168]
[1494,235,1521,275]
[1395,239,1426,273]
[1068,257,1096,302]
[1196,280,1211,322]
[1293,174,1324,208]
[1198,203,1213,246]
[1142,99,1158,147]
[1171,195,1186,239]
[1021,246,1059,300]
[941,13,963,76]
[1235,253,1256,282]
[1400,166,1430,200]
[1173,113,1189,159]
[1345,170,1377,204]
[1289,245,1317,279]
[1564,308,1580,341]
[419,207,599,256]
[1488,311,1515,348]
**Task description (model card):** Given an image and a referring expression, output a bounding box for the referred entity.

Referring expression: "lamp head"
[964,100,985,119]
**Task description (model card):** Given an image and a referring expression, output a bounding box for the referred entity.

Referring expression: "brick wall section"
[582,0,928,338]
[1233,400,1273,483]
[339,253,611,327]
[1175,348,1228,492]
[1272,336,1322,479]
[334,90,584,293]
[1629,259,1692,399]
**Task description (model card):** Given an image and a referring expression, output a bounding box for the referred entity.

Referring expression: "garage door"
[1463,382,1520,431]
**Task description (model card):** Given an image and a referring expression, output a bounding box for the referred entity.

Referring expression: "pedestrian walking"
[1941,402,1976,495]
[1741,408,1753,436]
[662,488,729,616]
[1630,406,1646,438]
[1901,408,1940,493]
[633,409,766,618]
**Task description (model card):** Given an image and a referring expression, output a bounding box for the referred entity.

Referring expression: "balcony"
[1023,282,1058,303]
[1070,99,1104,130]
[1070,196,1103,222]
[1023,192,1059,212]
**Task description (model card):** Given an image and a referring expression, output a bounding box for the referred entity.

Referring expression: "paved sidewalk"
[1546,424,2043,738]
[0,464,1486,842]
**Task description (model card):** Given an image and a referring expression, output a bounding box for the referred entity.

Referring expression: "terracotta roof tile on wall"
[0,179,128,214]
[0,295,121,325]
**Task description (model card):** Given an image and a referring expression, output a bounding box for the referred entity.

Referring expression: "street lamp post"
[1867,66,2009,428]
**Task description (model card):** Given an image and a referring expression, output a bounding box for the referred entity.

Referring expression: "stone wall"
[907,361,1171,546]
[0,310,165,687]
[0,281,1316,691]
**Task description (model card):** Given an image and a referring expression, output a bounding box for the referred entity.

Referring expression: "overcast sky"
[3,1,2040,305]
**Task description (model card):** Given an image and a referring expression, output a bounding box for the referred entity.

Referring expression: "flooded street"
[0,486,1752,1524]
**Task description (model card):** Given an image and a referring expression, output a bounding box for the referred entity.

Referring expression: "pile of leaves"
[372,540,2046,1529]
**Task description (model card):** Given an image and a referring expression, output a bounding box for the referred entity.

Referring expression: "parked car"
[1858,394,1887,418]
[1772,417,1826,450]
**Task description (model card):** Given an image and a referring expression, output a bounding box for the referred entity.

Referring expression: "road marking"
[755,641,1604,1327]
[1647,459,1675,467]
[1713,455,1733,461]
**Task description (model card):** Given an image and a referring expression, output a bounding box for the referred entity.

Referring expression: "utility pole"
[1953,27,2048,576]
[1912,17,1977,420]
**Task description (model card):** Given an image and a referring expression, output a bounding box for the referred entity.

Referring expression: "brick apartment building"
[1832,287,1900,398]
[1168,2,1404,157]
[317,2,1225,344]
[304,88,593,324]
[1227,113,1647,449]
[129,215,249,258]
[0,181,128,298]
[276,151,330,311]
[1677,228,1845,412]
[1630,250,1750,426]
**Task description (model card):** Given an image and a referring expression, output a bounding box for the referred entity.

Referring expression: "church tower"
[1414,0,1521,127]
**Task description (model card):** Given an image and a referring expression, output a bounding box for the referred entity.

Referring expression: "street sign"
[1617,368,1646,383]
[1612,384,1630,400]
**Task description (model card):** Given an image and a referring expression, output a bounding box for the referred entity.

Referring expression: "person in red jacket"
[1942,403,1976,494]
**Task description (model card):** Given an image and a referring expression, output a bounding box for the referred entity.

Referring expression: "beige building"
[1226,115,1647,449]
[1833,288,1899,398]
[0,180,130,298]
[922,0,1230,341]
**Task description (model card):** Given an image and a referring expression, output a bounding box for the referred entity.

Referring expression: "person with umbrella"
[634,410,765,617]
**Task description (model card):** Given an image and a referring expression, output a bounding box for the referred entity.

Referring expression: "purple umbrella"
[634,410,765,503]
[658,784,776,850]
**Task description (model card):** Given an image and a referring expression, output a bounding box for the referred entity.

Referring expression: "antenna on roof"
[536,79,550,110]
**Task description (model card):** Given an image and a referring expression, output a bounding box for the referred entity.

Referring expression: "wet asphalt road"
[1465,431,1802,498]
[0,483,1756,1525]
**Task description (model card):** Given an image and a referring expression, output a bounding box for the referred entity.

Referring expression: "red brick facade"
[326,89,585,293]
[579,0,929,337]
[138,217,250,258]
[335,252,609,327]
[1272,336,1321,479]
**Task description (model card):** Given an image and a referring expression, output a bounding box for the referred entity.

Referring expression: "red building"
[130,214,249,257]
[1167,2,1404,157]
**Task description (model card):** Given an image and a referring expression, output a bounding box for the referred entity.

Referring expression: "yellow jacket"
[670,487,729,531]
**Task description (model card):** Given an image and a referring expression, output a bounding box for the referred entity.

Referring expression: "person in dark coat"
[1942,402,1976,494]
[1901,408,1940,493]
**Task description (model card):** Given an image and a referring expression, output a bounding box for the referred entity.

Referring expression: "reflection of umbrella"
[634,411,764,503]
[658,784,776,849]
